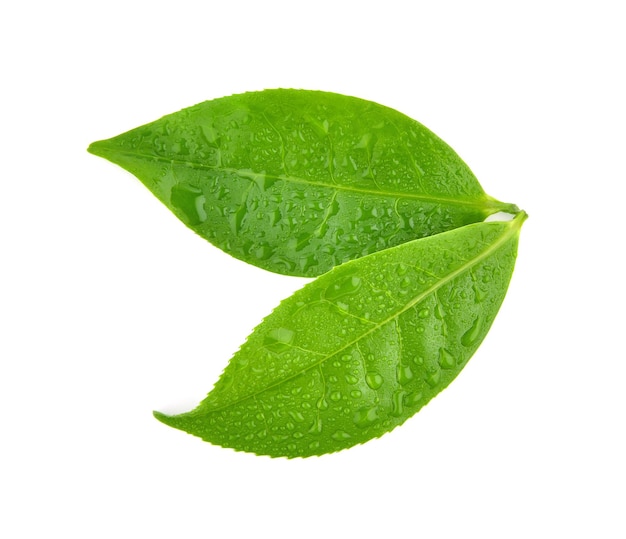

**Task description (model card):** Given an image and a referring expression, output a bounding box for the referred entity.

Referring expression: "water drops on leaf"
[154,214,526,457]
[88,89,518,277]
[88,89,526,458]
[365,372,384,390]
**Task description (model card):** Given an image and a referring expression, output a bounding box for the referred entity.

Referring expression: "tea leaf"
[155,213,526,457]
[88,90,517,276]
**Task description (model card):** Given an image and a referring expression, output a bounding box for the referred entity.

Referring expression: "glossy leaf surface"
[89,90,517,276]
[155,213,526,457]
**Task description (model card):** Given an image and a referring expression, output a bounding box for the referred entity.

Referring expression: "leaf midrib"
[92,145,508,211]
[202,219,519,415]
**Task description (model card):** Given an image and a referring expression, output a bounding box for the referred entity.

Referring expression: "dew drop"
[331,430,352,441]
[170,184,207,225]
[425,369,441,388]
[438,348,456,369]
[418,307,430,319]
[288,411,305,423]
[365,372,384,389]
[473,284,486,303]
[404,391,423,407]
[308,417,323,434]
[345,374,358,384]
[254,243,273,260]
[396,364,414,385]
[316,397,329,411]
[353,407,379,428]
[325,275,362,300]
[230,205,247,234]
[263,327,295,353]
[391,390,406,417]
[330,391,342,402]
[350,389,362,399]
[461,315,484,347]
[396,263,408,276]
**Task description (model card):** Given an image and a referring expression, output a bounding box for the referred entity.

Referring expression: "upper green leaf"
[155,212,526,457]
[88,90,518,276]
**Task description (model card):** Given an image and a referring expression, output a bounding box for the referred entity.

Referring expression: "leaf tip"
[87,140,109,158]
[153,410,175,426]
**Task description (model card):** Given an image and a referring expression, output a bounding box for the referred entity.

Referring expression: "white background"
[2,1,624,537]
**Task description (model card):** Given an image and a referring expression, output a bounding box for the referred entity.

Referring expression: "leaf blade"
[89,90,517,276]
[155,213,526,457]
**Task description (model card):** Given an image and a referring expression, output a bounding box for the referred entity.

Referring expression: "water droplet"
[461,315,484,347]
[308,417,323,434]
[365,372,384,389]
[309,441,320,450]
[316,397,328,412]
[230,205,247,234]
[345,375,358,384]
[404,391,423,407]
[330,391,342,402]
[263,327,295,353]
[473,284,486,303]
[396,364,414,385]
[201,125,220,145]
[235,355,249,367]
[394,263,407,277]
[325,275,362,300]
[391,390,406,416]
[350,390,362,399]
[435,304,445,320]
[353,407,379,428]
[418,308,430,319]
[438,348,456,369]
[331,430,352,441]
[254,243,273,260]
[170,184,207,225]
[425,369,441,388]
[288,411,305,423]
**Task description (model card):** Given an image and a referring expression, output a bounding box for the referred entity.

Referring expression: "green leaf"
[155,212,526,457]
[88,90,518,277]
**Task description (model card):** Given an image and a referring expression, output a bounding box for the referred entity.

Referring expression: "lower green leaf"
[155,213,526,457]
